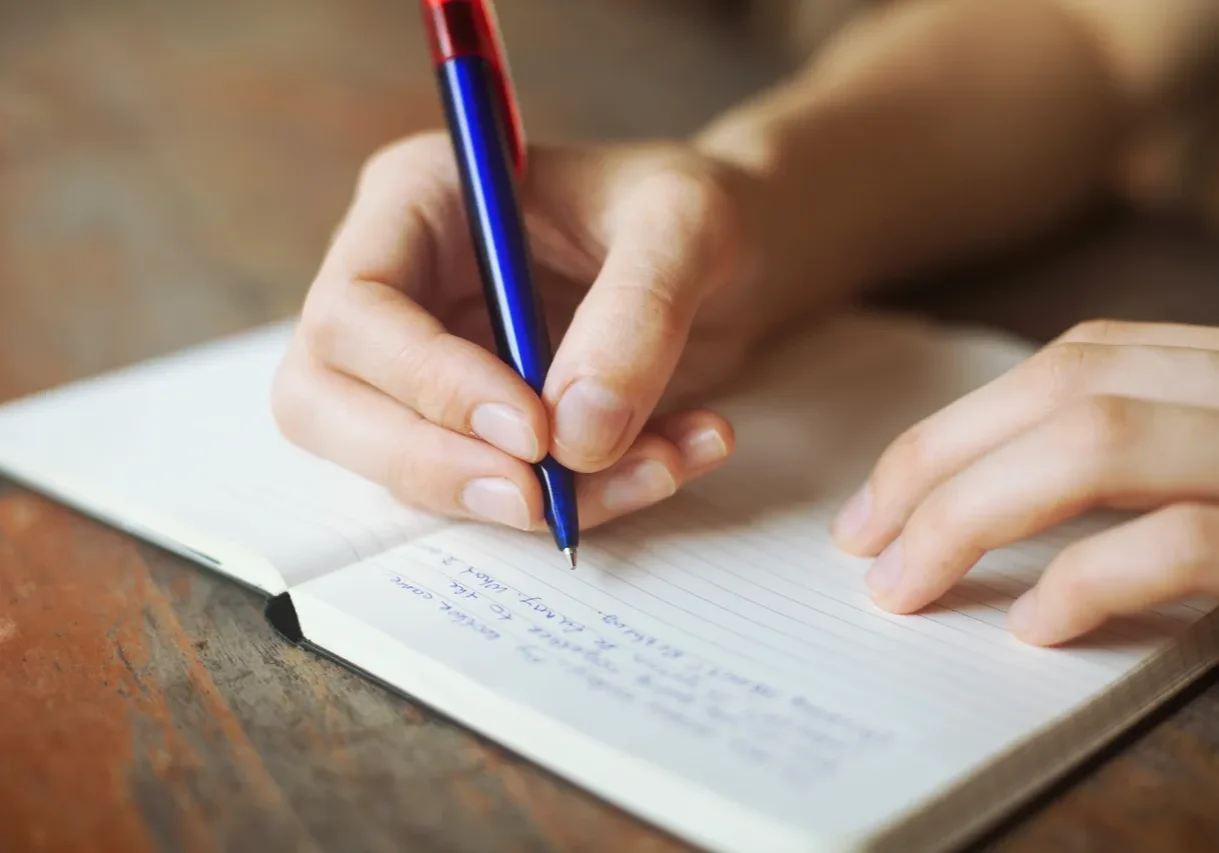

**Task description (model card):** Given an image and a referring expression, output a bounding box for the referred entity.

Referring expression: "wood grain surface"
[1,2,1218,852]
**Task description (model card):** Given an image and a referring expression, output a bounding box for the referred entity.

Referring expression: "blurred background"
[3,0,1219,402]
[0,0,789,402]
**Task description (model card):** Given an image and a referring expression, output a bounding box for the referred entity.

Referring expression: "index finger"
[542,164,742,473]
[298,134,550,460]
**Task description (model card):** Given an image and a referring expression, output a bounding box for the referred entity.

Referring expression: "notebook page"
[289,315,1216,851]
[0,322,441,593]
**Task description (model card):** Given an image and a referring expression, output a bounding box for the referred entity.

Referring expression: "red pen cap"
[420,0,526,176]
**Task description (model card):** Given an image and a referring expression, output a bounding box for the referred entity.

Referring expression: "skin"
[831,320,1219,645]
[273,0,1219,645]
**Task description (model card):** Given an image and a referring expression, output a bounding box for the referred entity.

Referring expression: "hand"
[831,319,1219,646]
[272,132,781,532]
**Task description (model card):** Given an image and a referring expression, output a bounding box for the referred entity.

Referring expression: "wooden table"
[2,2,1218,851]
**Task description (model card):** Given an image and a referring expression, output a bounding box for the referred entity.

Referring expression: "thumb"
[539,156,743,473]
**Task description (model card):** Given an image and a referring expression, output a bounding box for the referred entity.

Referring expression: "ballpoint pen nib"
[563,547,577,570]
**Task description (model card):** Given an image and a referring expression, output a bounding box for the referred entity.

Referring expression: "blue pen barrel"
[438,56,545,389]
[436,54,579,553]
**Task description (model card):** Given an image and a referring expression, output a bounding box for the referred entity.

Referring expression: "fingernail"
[471,404,539,460]
[461,478,531,530]
[1008,590,1039,636]
[865,539,903,596]
[680,428,729,471]
[832,483,873,543]
[553,379,632,460]
[601,459,677,513]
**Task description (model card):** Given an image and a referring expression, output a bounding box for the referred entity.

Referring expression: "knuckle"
[1027,341,1105,402]
[1057,318,1128,345]
[298,285,349,364]
[358,132,451,189]
[1050,561,1097,609]
[268,357,313,449]
[1059,394,1143,454]
[388,441,430,508]
[874,426,929,494]
[649,161,732,221]
[613,276,687,334]
[357,142,405,188]
[680,168,738,238]
[906,491,957,549]
[635,155,744,283]
[384,427,450,510]
[403,338,469,428]
[1161,504,1219,568]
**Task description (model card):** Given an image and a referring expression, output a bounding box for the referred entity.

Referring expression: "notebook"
[0,313,1214,853]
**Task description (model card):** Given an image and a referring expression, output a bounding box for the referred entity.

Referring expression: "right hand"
[271,132,765,533]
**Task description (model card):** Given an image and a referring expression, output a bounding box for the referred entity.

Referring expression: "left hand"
[830,319,1219,646]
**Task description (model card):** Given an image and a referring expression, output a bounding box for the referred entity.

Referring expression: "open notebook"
[0,313,1215,853]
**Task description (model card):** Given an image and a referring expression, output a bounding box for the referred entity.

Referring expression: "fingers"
[863,396,1219,615]
[648,407,736,475]
[542,163,742,473]
[273,336,542,528]
[829,319,1219,639]
[301,133,550,462]
[1056,318,1219,349]
[272,338,733,532]
[292,133,743,535]
[302,277,549,462]
[1009,503,1219,646]
[576,409,734,528]
[832,341,1219,557]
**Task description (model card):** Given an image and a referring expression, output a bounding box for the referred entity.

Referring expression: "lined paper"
[292,504,1197,843]
[289,316,1213,846]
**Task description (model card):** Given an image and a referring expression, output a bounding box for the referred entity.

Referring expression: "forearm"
[695,0,1219,312]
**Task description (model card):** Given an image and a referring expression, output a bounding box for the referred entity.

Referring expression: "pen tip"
[563,547,577,570]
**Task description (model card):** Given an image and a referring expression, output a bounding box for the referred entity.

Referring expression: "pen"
[420,0,580,568]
